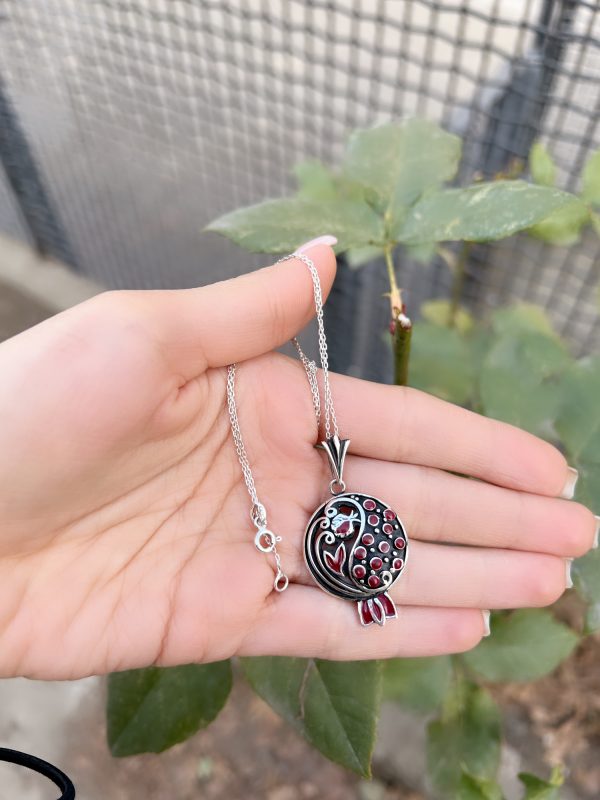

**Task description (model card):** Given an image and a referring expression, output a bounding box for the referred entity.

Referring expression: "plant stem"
[384,244,412,387]
[448,241,471,328]
[393,313,412,387]
[384,244,402,316]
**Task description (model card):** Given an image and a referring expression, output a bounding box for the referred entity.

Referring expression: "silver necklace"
[226,251,409,626]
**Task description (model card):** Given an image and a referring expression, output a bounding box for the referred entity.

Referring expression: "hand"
[0,245,594,679]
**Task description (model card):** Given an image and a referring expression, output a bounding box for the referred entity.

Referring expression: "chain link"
[225,250,340,594]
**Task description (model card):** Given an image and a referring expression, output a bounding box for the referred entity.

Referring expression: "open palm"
[0,244,595,680]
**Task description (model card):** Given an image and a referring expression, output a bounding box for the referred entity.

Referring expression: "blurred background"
[0,1,599,797]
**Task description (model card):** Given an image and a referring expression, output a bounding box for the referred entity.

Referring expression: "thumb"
[138,237,337,377]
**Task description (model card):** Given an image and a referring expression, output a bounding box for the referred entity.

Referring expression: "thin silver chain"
[226,363,289,592]
[280,252,338,439]
[292,338,320,428]
[226,251,339,593]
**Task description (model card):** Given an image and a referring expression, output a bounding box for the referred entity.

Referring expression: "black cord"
[0,748,75,799]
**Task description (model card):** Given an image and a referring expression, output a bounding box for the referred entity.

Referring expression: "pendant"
[304,435,408,627]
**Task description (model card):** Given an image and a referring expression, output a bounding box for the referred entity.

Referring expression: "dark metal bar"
[0,74,77,268]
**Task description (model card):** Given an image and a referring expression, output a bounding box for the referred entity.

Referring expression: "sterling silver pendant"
[304,436,408,626]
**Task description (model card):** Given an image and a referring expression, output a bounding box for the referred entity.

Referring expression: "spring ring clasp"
[254,527,280,554]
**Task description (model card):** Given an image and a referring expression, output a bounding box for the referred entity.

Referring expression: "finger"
[133,242,337,378]
[390,542,568,609]
[240,586,486,660]
[331,371,571,496]
[291,539,568,610]
[346,455,597,557]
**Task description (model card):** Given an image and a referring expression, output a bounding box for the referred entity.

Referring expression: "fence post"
[0,75,78,268]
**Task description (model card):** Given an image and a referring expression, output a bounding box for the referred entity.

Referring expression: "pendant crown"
[317,435,350,490]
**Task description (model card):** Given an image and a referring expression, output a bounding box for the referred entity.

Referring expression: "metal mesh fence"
[0,1,598,378]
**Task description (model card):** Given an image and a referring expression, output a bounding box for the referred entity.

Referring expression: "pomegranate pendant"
[304,436,408,626]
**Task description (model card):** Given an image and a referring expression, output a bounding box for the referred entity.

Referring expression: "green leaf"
[555,357,600,510]
[241,657,381,776]
[529,142,556,187]
[528,200,590,246]
[519,766,564,799]
[582,149,600,205]
[427,682,501,796]
[346,244,384,268]
[399,181,580,244]
[457,770,504,800]
[206,196,384,253]
[383,656,452,714]
[572,454,600,522]
[410,321,475,405]
[555,357,600,462]
[479,329,570,437]
[343,119,461,231]
[107,661,233,756]
[490,304,557,338]
[573,549,600,634]
[421,299,475,334]
[294,159,338,202]
[462,610,578,682]
[405,239,437,263]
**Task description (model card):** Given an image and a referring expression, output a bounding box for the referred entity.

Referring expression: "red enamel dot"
[367,514,379,526]
[368,575,380,589]
[370,557,383,570]
[384,509,397,521]
[354,546,367,560]
[378,541,391,554]
[392,558,404,571]
[382,523,393,534]
[363,499,376,511]
[362,533,375,546]
[353,564,367,579]
[394,536,406,549]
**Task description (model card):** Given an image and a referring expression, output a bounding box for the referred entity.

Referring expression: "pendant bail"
[317,435,350,495]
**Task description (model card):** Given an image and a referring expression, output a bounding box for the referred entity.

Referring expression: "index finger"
[331,372,573,497]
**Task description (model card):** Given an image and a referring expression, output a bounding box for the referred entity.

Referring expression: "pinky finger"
[239,585,487,661]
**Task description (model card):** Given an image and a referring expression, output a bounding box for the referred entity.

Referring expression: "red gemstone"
[362,533,375,546]
[363,499,376,511]
[379,593,396,616]
[368,575,380,589]
[367,514,379,526]
[378,541,391,554]
[359,599,373,625]
[370,557,383,570]
[382,523,393,534]
[394,536,406,549]
[392,558,404,571]
[353,564,367,579]
[354,546,367,560]
[384,509,397,521]
[369,597,384,625]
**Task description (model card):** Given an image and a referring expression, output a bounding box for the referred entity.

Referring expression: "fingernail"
[296,235,338,254]
[482,610,491,637]
[560,467,579,500]
[593,516,599,549]
[565,558,574,589]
